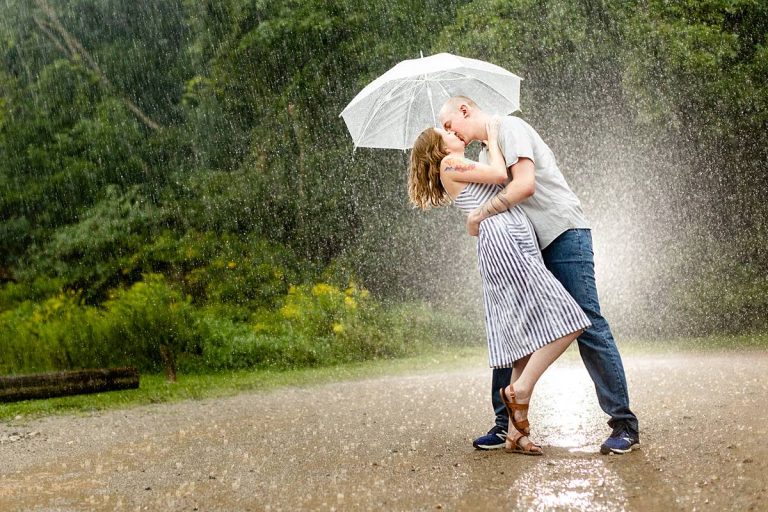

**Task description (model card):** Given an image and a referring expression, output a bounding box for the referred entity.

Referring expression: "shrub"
[0,290,107,374]
[0,274,204,377]
[0,274,482,376]
[193,281,482,370]
[101,273,204,379]
[172,231,297,310]
[0,277,65,312]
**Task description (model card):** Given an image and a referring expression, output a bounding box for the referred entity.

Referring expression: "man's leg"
[472,367,513,449]
[542,229,639,435]
[492,367,513,429]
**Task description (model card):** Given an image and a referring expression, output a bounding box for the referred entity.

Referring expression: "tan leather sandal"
[504,430,544,456]
[499,386,530,436]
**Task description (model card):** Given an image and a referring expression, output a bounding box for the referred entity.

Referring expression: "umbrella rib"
[427,81,438,127]
[355,80,414,147]
[404,79,426,146]
[353,91,391,149]
[435,80,451,106]
[395,76,482,83]
[464,78,518,112]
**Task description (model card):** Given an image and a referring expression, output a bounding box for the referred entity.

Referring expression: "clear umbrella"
[340,52,522,150]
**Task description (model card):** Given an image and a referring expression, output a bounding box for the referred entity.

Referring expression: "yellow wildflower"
[312,283,336,297]
[280,304,299,319]
[227,261,237,269]
[332,323,345,334]
[344,296,357,309]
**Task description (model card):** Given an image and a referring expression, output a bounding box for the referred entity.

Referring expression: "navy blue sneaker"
[600,426,640,454]
[472,425,508,450]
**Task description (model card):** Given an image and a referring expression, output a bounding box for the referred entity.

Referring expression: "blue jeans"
[491,229,639,435]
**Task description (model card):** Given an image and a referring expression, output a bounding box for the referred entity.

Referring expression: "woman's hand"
[467,208,483,236]
[483,115,507,181]
[485,116,502,145]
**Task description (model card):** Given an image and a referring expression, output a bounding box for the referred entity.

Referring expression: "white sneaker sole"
[602,442,640,455]
[473,436,507,450]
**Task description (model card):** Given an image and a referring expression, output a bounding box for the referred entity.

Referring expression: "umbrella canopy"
[340,52,522,150]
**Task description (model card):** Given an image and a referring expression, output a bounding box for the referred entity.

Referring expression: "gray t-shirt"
[479,115,589,249]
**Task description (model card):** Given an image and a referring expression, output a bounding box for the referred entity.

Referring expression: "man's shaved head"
[440,96,478,115]
[438,95,488,145]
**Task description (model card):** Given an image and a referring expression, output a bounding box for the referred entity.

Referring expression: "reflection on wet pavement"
[1,352,767,511]
[502,361,629,511]
[532,363,604,451]
[514,458,627,511]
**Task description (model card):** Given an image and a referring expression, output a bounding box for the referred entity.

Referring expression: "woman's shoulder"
[440,155,475,171]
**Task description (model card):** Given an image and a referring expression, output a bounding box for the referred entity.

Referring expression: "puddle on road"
[507,364,628,510]
[533,364,604,451]
[513,458,627,511]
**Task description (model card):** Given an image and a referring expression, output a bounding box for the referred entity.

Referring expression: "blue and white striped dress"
[454,182,592,368]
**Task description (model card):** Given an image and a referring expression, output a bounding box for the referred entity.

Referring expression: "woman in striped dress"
[408,119,591,455]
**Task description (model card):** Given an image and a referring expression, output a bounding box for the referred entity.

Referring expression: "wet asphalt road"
[1,351,767,511]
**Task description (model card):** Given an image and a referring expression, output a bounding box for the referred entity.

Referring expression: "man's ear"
[460,104,469,117]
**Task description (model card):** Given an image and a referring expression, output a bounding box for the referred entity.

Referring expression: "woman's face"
[435,128,465,152]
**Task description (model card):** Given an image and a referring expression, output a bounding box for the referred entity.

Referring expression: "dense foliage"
[1,0,765,374]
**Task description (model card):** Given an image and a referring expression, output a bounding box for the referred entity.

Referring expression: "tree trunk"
[32,0,161,131]
[287,103,306,201]
[0,367,139,402]
[159,345,177,383]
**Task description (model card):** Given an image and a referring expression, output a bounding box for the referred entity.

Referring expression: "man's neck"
[474,112,491,142]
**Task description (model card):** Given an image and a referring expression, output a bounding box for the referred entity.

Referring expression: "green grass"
[618,331,768,354]
[2,333,766,424]
[0,345,486,423]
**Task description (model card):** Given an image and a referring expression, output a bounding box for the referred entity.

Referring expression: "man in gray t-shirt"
[478,115,590,248]
[439,96,639,455]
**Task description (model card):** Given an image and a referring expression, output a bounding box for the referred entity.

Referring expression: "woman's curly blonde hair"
[408,127,450,210]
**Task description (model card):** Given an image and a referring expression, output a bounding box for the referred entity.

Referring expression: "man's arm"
[467,157,535,236]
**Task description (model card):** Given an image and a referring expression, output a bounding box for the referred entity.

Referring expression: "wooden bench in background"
[0,367,139,403]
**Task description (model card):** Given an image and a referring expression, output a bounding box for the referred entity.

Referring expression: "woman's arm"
[466,158,536,235]
[484,116,508,178]
[440,117,507,185]
[440,155,507,185]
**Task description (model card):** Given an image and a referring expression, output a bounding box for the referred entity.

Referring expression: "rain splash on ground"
[1,351,767,511]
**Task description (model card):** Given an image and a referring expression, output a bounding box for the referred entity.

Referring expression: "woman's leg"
[513,329,583,400]
[503,329,584,447]
[511,354,529,386]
